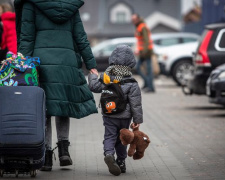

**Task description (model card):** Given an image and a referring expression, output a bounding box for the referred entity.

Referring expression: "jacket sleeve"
[128,83,143,124]
[73,11,97,70]
[88,73,104,93]
[18,2,35,56]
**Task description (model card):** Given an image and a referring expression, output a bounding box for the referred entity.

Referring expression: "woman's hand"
[90,68,98,75]
[130,123,140,129]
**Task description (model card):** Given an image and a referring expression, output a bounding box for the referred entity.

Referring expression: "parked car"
[92,38,136,72]
[183,23,225,95]
[92,33,199,81]
[206,64,225,106]
[155,33,199,85]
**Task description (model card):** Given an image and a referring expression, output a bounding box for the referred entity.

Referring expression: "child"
[88,45,143,176]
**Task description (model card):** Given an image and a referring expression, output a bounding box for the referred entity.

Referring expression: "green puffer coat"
[14,0,98,118]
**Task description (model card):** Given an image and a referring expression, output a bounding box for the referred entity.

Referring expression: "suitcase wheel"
[30,170,37,178]
[0,169,4,177]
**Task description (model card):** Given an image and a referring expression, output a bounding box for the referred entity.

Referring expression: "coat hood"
[14,0,84,23]
[108,45,136,68]
[1,12,16,21]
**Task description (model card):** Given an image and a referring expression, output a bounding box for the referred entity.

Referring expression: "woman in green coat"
[14,0,98,171]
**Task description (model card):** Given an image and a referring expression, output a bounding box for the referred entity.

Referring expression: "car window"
[153,39,160,46]
[124,43,135,49]
[93,41,135,56]
[215,29,225,51]
[101,44,117,56]
[155,38,180,47]
[182,38,198,43]
[218,30,225,48]
[92,41,110,54]
[219,34,225,48]
[101,43,134,55]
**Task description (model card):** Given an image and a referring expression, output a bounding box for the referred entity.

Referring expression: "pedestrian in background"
[0,3,17,59]
[132,14,155,93]
[14,0,98,171]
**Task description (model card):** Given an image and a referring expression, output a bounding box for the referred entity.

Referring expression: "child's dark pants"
[103,116,132,160]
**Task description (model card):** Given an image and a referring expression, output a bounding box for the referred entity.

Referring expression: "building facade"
[80,0,182,43]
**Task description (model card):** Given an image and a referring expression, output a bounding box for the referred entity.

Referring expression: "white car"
[154,33,199,86]
[92,33,200,85]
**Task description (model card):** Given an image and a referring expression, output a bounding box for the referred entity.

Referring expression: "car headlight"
[219,71,225,79]
[158,54,168,61]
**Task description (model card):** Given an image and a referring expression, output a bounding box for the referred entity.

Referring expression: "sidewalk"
[3,76,225,180]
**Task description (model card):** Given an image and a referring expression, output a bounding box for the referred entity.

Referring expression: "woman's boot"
[57,140,73,166]
[40,150,53,171]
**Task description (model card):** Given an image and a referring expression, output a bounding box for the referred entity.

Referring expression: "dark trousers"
[136,58,155,91]
[103,116,132,160]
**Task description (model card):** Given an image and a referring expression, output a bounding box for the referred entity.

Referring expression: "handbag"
[151,54,160,76]
[0,52,40,87]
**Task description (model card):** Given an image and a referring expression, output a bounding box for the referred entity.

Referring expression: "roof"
[205,23,225,30]
[145,12,182,31]
[80,0,182,37]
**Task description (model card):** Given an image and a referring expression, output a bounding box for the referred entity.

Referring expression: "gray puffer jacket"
[88,45,143,124]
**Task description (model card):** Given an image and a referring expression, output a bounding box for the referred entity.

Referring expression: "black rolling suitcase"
[0,86,45,178]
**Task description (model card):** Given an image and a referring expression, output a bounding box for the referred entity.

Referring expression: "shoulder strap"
[121,78,137,84]
[100,78,137,85]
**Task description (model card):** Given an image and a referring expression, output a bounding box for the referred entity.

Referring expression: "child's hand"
[131,123,140,129]
[90,68,98,76]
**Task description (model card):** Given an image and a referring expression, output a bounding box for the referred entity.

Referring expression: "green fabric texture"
[14,0,98,118]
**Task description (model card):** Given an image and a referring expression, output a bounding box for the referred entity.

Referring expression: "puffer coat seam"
[41,82,86,86]
[34,47,75,51]
[35,1,80,7]
[40,64,79,69]
[35,29,73,33]
[78,43,91,52]
[47,98,93,104]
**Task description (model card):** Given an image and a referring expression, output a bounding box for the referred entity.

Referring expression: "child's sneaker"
[104,154,121,176]
[116,159,126,173]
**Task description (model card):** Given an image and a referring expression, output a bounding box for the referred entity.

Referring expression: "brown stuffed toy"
[120,125,150,160]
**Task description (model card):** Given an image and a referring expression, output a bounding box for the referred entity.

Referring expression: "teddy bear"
[120,125,150,160]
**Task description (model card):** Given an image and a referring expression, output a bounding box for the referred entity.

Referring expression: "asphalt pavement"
[2,76,225,180]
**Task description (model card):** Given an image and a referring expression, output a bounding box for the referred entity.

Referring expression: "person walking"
[88,45,143,176]
[14,0,98,171]
[132,14,155,93]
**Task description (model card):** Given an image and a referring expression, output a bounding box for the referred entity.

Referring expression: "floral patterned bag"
[0,52,40,86]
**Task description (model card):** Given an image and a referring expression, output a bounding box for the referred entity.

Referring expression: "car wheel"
[172,60,194,86]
